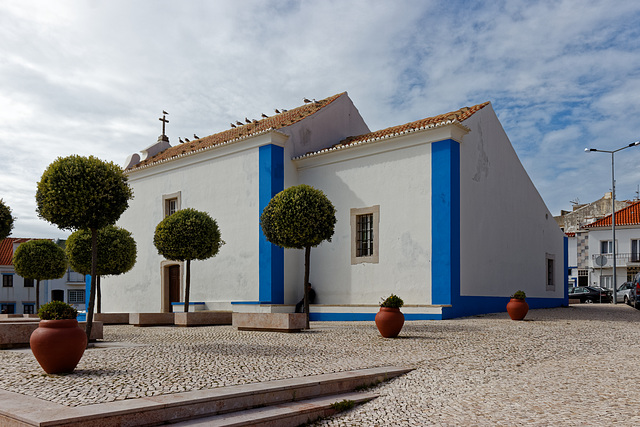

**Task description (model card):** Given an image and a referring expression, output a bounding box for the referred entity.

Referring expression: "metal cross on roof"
[159,111,169,136]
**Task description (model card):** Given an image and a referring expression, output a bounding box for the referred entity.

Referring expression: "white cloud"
[2,0,640,238]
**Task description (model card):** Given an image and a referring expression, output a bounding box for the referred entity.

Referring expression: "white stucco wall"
[459,105,565,298]
[281,93,370,158]
[101,137,266,313]
[291,132,434,306]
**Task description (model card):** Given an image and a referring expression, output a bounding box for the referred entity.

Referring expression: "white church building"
[101,92,567,320]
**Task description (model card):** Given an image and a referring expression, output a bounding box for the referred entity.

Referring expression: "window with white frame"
[351,205,379,264]
[163,192,181,217]
[2,274,13,287]
[632,239,640,262]
[68,289,85,304]
[67,268,85,283]
[601,240,613,254]
[600,275,613,289]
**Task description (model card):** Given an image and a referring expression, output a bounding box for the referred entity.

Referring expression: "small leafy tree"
[36,155,133,342]
[66,226,137,313]
[0,199,14,241]
[153,208,223,312]
[12,239,67,309]
[260,184,336,328]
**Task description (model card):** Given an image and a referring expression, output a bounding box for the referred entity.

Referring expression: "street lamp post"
[585,141,640,304]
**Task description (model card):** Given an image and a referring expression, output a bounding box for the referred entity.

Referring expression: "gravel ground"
[1,304,639,425]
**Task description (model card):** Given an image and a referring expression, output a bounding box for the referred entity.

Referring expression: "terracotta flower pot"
[30,319,87,374]
[506,298,529,321]
[375,307,405,338]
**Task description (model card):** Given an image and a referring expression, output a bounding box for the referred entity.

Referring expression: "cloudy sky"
[2,0,640,239]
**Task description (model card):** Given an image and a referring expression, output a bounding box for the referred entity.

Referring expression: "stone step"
[173,391,378,426]
[0,366,411,426]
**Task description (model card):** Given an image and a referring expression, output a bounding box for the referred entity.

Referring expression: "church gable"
[126,92,357,171]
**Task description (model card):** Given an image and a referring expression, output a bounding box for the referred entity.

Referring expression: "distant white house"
[583,200,640,289]
[101,92,566,320]
[556,193,633,287]
[0,238,86,314]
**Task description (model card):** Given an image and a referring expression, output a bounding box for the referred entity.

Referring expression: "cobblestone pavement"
[1,304,639,425]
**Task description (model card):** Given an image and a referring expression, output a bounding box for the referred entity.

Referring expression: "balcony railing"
[590,253,640,267]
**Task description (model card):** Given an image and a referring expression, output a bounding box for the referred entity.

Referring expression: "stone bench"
[94,313,130,324]
[129,313,175,327]
[0,321,103,349]
[171,302,206,312]
[174,311,233,326]
[232,313,307,332]
[0,314,38,319]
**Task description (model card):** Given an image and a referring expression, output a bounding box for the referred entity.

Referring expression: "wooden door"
[168,265,180,312]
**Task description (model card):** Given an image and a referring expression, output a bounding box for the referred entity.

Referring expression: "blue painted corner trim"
[259,144,285,304]
[431,139,460,306]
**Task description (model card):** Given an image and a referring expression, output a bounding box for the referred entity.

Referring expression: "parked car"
[629,274,640,309]
[568,286,612,303]
[616,282,634,304]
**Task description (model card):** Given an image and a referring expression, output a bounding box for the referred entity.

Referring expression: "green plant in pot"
[506,290,529,321]
[375,294,405,338]
[30,301,87,374]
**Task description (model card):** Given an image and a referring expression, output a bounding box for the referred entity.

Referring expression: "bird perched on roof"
[179,137,184,144]
[303,98,311,103]
[163,110,169,115]
[313,99,319,103]
[194,134,199,139]
[261,113,268,118]
[282,109,288,112]
[236,120,244,126]
[275,109,281,114]
[184,137,190,142]
[252,119,258,124]
[245,117,251,124]
[230,123,236,128]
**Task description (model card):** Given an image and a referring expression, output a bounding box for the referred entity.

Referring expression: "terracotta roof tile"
[0,238,31,266]
[295,101,490,159]
[584,200,640,228]
[130,93,346,170]
[565,232,576,237]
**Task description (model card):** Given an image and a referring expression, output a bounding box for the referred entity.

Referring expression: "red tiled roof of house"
[294,101,490,159]
[584,200,640,228]
[0,238,32,266]
[565,232,576,237]
[130,93,346,170]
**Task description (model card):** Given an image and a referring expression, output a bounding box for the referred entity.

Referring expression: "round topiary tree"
[260,184,336,328]
[66,226,137,313]
[0,199,14,241]
[12,239,67,309]
[153,208,223,312]
[36,155,133,342]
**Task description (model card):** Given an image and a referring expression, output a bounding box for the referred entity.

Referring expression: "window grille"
[68,290,85,304]
[356,214,374,257]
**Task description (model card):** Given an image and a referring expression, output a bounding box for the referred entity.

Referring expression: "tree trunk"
[85,228,98,345]
[184,259,191,313]
[36,279,40,311]
[303,245,311,329]
[96,275,101,314]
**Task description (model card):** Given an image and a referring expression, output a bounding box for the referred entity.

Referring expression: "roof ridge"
[129,92,346,170]
[294,101,490,160]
